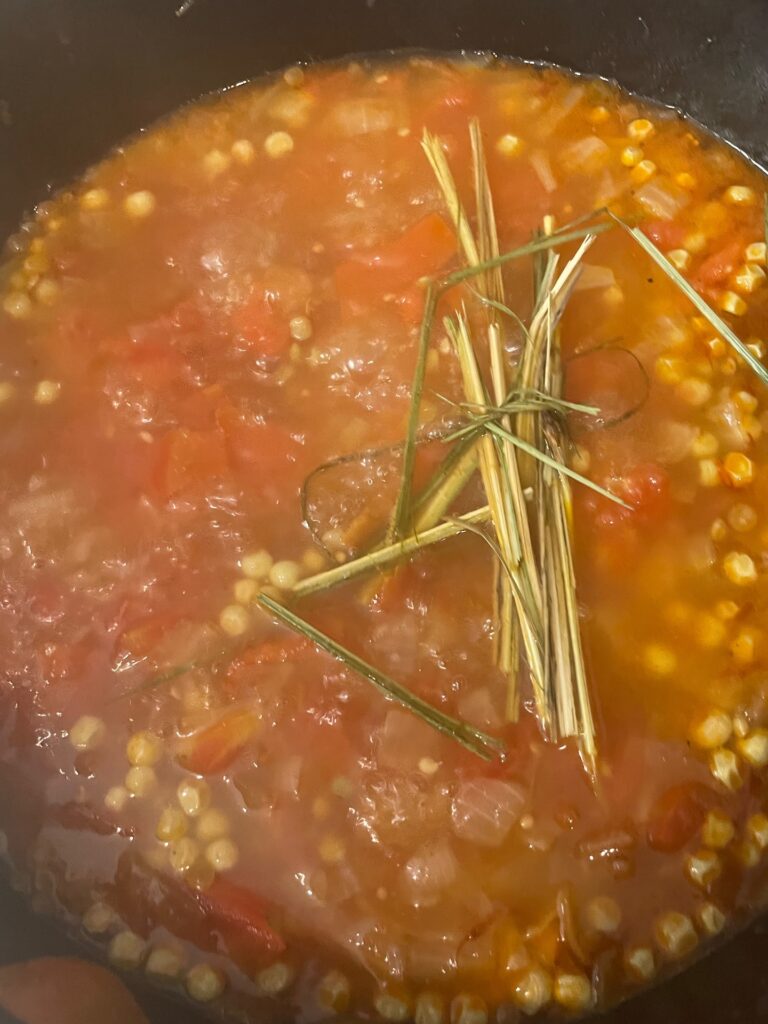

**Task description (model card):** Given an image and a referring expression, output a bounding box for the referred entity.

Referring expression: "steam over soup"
[2,54,768,1023]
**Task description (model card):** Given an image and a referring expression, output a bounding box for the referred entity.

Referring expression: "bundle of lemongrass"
[143,125,768,774]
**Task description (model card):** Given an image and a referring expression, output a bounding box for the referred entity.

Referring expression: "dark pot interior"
[1,0,768,1021]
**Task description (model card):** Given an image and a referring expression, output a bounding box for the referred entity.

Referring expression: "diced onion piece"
[451,778,525,847]
[574,264,616,292]
[529,151,557,193]
[561,135,609,172]
[333,98,395,136]
[403,840,458,898]
[635,179,689,220]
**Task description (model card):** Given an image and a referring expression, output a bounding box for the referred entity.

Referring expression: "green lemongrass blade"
[442,221,612,290]
[294,505,491,598]
[764,193,768,253]
[468,286,530,337]
[612,213,768,387]
[412,440,480,532]
[389,283,439,541]
[257,593,504,759]
[485,421,631,508]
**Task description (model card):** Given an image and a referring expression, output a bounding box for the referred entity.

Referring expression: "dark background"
[1,0,768,1020]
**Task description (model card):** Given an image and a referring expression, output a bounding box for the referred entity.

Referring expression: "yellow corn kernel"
[624,946,655,983]
[737,729,768,768]
[723,551,757,586]
[709,747,743,790]
[231,139,255,164]
[710,517,727,541]
[715,599,740,620]
[747,813,768,849]
[695,612,726,649]
[745,242,767,265]
[677,377,712,406]
[704,335,727,358]
[702,809,735,849]
[743,415,763,441]
[628,118,655,142]
[620,145,643,167]
[80,187,110,211]
[34,380,61,405]
[643,643,677,676]
[667,249,691,272]
[588,105,611,124]
[202,148,231,177]
[654,912,697,959]
[691,710,732,749]
[553,973,592,1013]
[585,896,622,934]
[731,627,759,665]
[697,902,726,937]
[734,263,766,295]
[664,600,693,626]
[185,962,226,1003]
[264,131,294,158]
[720,356,737,376]
[685,231,708,253]
[735,389,759,412]
[126,730,163,767]
[125,765,157,797]
[233,578,258,604]
[685,848,722,889]
[496,133,522,157]
[177,778,210,818]
[675,171,697,191]
[690,431,718,458]
[718,291,747,316]
[513,968,552,1015]
[123,190,156,219]
[630,159,656,183]
[655,355,687,385]
[699,459,721,487]
[108,930,147,969]
[318,834,345,865]
[156,806,188,843]
[240,549,273,580]
[69,715,106,751]
[724,185,756,206]
[737,840,761,867]
[318,970,352,1013]
[219,603,250,636]
[722,452,754,487]
[374,991,411,1022]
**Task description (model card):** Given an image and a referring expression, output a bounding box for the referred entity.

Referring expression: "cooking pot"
[1,1,767,1021]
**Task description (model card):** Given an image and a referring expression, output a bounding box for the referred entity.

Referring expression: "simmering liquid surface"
[1,55,768,1022]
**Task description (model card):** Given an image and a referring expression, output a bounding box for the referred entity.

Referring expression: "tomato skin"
[692,238,744,293]
[159,428,229,498]
[642,220,687,250]
[231,296,291,359]
[579,463,670,531]
[646,782,716,852]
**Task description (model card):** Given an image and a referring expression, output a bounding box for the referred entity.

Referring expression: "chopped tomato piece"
[646,782,716,852]
[202,877,286,957]
[160,428,228,498]
[692,238,744,291]
[335,212,456,311]
[178,708,259,774]
[217,402,300,481]
[580,463,669,531]
[231,296,291,358]
[642,219,687,250]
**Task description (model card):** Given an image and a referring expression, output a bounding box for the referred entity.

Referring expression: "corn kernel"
[230,139,255,164]
[745,242,767,265]
[256,961,295,995]
[695,612,726,649]
[685,848,722,889]
[241,549,273,580]
[169,836,200,873]
[737,729,768,768]
[685,231,708,253]
[219,603,250,636]
[655,355,687,385]
[318,969,352,1013]
[205,837,239,872]
[553,973,592,1012]
[414,991,444,1024]
[738,840,761,867]
[0,382,15,406]
[675,171,697,190]
[710,517,728,541]
[709,747,743,790]
[697,902,726,936]
[35,278,59,306]
[269,559,302,590]
[34,380,61,405]
[185,962,226,1002]
[722,452,754,487]
[126,730,163,767]
[318,834,345,865]
[156,806,188,843]
[715,599,739,621]
[728,503,757,532]
[702,809,735,849]
[655,912,697,959]
[668,249,691,272]
[644,643,677,676]
[202,148,231,177]
[264,131,294,158]
[690,431,718,458]
[620,145,643,167]
[718,291,747,316]
[723,551,757,586]
[628,118,655,142]
[691,710,732,749]
[419,756,440,776]
[631,159,656,183]
[677,377,712,406]
[588,104,611,124]
[80,187,110,211]
[83,901,116,934]
[450,993,488,1024]
[146,945,185,979]
[734,263,767,296]
[731,628,758,665]
[704,335,726,357]
[123,190,156,219]
[585,895,621,934]
[496,133,522,157]
[374,992,411,1022]
[125,765,157,797]
[699,459,721,487]
[177,778,210,818]
[195,808,229,843]
[624,946,655,982]
[514,968,552,1015]
[108,930,147,969]
[69,714,106,751]
[664,600,693,626]
[724,185,756,206]
[104,785,129,812]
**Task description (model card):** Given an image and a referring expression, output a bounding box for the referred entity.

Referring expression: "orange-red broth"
[1,55,768,1022]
